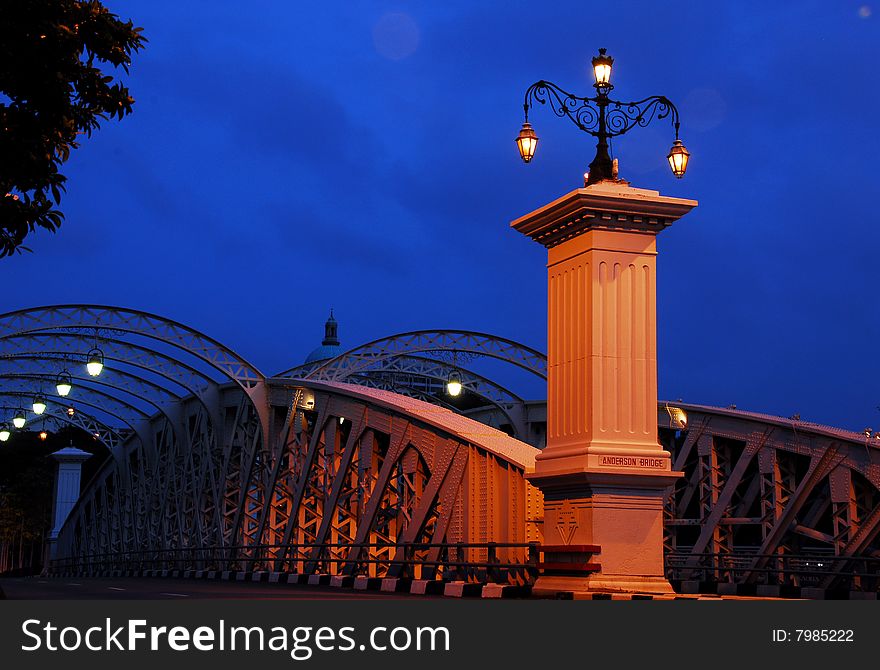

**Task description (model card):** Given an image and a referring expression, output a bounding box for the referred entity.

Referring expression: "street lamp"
[515,121,539,163]
[446,370,463,397]
[0,423,10,442]
[56,370,73,397]
[86,347,104,377]
[591,47,613,89]
[12,409,26,429]
[518,48,690,183]
[33,393,47,415]
[665,404,688,430]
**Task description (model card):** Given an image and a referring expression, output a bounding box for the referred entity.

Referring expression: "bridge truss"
[659,403,880,593]
[54,380,542,583]
[5,307,879,594]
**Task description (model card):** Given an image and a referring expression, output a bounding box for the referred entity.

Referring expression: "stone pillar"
[511,180,696,594]
[46,446,91,561]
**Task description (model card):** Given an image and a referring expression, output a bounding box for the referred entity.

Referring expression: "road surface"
[0,576,419,600]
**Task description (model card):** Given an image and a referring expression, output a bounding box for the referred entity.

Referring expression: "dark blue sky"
[2,1,878,431]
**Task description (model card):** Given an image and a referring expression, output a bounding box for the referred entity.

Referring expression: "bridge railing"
[49,542,542,586]
[666,552,880,592]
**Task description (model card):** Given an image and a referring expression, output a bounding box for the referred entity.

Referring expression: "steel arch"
[0,354,185,408]
[0,371,185,449]
[0,392,141,440]
[278,330,548,381]
[0,403,126,450]
[0,334,220,398]
[0,305,265,391]
[340,356,527,438]
[0,340,220,463]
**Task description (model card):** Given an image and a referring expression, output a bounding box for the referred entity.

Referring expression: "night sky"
[2,2,878,432]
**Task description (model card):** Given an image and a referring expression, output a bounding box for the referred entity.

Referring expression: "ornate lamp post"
[511,50,697,596]
[516,48,690,182]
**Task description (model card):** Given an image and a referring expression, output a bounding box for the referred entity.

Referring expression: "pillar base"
[527,467,680,596]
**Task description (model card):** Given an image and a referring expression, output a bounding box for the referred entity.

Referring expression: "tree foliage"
[0,0,145,257]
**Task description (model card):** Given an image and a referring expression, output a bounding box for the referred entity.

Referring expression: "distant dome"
[304,309,342,363]
[304,343,343,363]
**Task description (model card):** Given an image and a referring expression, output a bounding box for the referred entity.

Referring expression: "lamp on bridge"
[32,393,47,415]
[12,409,26,429]
[56,370,73,397]
[0,423,10,442]
[516,48,690,183]
[86,347,104,377]
[446,370,463,397]
[511,49,697,596]
[591,48,613,89]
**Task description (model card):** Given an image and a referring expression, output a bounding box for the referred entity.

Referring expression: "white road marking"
[66,583,82,586]
[107,587,126,591]
[159,592,189,598]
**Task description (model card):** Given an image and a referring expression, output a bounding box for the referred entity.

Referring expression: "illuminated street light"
[591,47,613,89]
[667,139,690,179]
[56,370,73,397]
[515,121,539,163]
[33,394,47,415]
[67,406,76,417]
[0,423,10,442]
[86,347,104,377]
[666,404,688,429]
[446,370,463,397]
[39,430,48,441]
[518,48,690,182]
[12,410,26,429]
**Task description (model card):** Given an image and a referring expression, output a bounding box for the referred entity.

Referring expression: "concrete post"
[511,180,697,594]
[46,445,91,562]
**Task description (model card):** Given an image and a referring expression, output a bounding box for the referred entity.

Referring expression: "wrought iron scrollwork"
[523,80,681,140]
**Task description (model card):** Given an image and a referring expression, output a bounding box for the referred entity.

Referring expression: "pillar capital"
[510,181,697,248]
[50,446,92,463]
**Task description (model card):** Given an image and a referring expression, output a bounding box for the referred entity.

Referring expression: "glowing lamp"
[0,424,10,442]
[516,122,539,163]
[56,371,73,397]
[39,430,48,441]
[446,370,463,397]
[591,48,613,88]
[33,394,47,415]
[12,410,26,429]
[669,406,688,429]
[667,139,690,178]
[86,348,104,377]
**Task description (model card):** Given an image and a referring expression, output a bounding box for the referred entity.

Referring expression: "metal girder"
[0,305,265,390]
[0,334,218,397]
[0,374,151,422]
[278,330,547,381]
[0,354,184,409]
[56,382,539,583]
[0,390,143,435]
[661,402,880,591]
[344,354,525,405]
[0,403,126,450]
